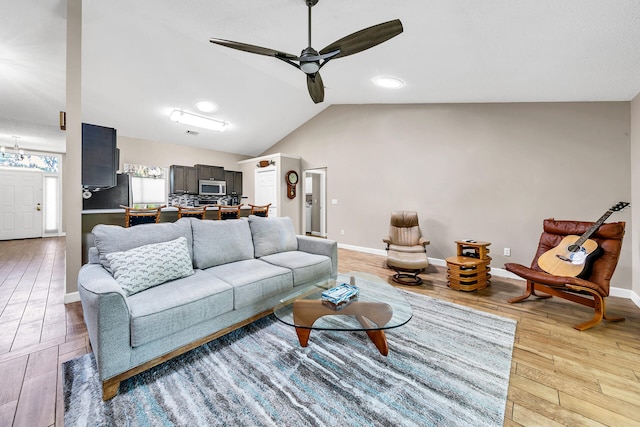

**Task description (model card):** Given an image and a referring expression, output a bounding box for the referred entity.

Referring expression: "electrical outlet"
[340,229,345,235]
[504,248,511,257]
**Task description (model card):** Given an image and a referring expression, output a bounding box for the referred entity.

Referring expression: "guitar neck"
[574,210,614,246]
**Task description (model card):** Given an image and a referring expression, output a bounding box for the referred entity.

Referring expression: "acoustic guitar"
[537,201,629,277]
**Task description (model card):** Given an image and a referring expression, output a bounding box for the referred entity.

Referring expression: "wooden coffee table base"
[292,300,393,356]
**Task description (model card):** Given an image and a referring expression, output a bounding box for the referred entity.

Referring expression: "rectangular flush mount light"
[169,109,228,132]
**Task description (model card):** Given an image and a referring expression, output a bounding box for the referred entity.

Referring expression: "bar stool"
[249,203,271,217]
[177,205,209,220]
[217,204,243,220]
[120,205,165,227]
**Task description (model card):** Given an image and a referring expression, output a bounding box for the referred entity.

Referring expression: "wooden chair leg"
[572,292,625,331]
[508,280,552,304]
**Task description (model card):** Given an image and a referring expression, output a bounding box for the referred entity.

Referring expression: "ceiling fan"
[209,0,403,104]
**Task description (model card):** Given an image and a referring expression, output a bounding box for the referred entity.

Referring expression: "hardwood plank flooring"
[0,237,639,426]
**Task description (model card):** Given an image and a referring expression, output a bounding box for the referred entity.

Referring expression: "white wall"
[263,102,633,290]
[117,135,249,171]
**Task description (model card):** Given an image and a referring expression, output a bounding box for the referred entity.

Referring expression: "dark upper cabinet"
[225,170,243,195]
[82,123,118,189]
[170,165,197,194]
[196,164,225,181]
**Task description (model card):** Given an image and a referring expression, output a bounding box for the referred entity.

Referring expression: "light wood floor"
[1,237,639,426]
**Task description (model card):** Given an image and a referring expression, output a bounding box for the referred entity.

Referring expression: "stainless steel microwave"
[199,180,226,196]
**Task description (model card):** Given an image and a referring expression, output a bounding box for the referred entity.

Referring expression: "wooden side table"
[446,240,491,291]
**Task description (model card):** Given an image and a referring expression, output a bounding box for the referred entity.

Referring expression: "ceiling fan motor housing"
[299,47,320,74]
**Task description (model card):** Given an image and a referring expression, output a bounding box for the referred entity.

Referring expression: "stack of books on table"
[321,283,359,310]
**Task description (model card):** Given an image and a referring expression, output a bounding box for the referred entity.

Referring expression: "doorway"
[0,168,44,240]
[303,168,326,238]
[255,166,277,217]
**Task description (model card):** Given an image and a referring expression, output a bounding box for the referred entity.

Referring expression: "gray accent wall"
[263,102,633,290]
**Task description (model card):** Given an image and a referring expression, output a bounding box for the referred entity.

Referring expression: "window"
[0,152,59,172]
[44,176,59,233]
[123,163,167,207]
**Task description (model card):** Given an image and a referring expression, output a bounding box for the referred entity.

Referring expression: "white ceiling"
[2,0,640,156]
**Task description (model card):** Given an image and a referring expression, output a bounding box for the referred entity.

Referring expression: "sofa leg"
[103,379,120,400]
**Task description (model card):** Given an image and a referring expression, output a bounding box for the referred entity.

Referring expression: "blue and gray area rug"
[64,290,517,426]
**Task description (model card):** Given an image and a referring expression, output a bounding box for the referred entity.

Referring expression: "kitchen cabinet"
[82,123,118,189]
[225,170,243,195]
[196,164,225,181]
[170,165,197,194]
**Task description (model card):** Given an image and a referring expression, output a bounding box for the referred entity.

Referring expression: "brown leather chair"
[217,204,242,220]
[505,218,625,331]
[120,205,165,227]
[177,205,209,220]
[249,203,271,217]
[383,211,430,285]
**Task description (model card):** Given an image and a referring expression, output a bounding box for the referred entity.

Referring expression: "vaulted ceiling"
[2,0,640,156]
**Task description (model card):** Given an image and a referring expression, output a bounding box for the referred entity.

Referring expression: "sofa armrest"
[77,264,132,381]
[297,235,338,278]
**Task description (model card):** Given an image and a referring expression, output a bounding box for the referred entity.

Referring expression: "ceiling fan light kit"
[209,0,403,104]
[169,109,228,132]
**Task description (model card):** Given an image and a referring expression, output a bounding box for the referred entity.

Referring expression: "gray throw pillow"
[106,237,194,296]
[93,218,193,273]
[248,215,297,258]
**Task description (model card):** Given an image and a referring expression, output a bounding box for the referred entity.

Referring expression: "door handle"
[36,203,42,211]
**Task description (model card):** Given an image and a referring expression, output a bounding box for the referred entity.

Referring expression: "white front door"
[0,169,44,240]
[255,167,277,217]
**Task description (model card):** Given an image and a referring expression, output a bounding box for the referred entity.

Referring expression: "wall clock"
[285,170,298,199]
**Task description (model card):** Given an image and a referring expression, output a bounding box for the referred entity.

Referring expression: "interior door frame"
[303,168,326,238]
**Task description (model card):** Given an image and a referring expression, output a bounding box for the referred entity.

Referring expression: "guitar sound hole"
[567,244,581,253]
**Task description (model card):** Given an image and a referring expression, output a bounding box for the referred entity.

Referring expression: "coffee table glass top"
[273,271,413,331]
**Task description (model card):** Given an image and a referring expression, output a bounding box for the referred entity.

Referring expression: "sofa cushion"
[191,219,254,269]
[260,251,332,286]
[204,259,292,309]
[127,270,233,347]
[93,218,193,273]
[248,215,297,258]
[106,237,194,296]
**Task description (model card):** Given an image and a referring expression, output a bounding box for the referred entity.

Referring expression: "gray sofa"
[78,215,337,399]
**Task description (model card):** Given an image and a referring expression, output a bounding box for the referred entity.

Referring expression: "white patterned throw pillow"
[106,237,194,296]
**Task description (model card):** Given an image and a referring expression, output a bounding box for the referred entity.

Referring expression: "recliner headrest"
[390,211,419,227]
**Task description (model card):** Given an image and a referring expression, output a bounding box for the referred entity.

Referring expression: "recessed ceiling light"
[195,100,216,113]
[373,76,405,89]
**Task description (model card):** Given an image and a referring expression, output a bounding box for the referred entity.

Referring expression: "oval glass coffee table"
[273,272,413,356]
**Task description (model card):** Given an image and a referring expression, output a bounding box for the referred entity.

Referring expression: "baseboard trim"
[629,290,640,308]
[64,291,80,304]
[338,243,639,307]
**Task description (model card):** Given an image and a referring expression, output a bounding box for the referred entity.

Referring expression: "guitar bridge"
[556,254,572,262]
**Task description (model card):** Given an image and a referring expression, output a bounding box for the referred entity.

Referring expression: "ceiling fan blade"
[210,38,297,59]
[307,73,324,104]
[319,19,403,59]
